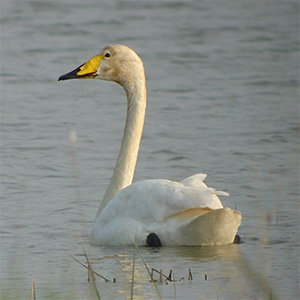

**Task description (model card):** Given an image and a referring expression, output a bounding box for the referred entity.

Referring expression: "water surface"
[1,0,299,299]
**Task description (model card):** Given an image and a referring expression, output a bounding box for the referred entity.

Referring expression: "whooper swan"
[59,44,242,246]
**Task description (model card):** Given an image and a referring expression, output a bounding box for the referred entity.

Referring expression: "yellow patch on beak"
[77,55,103,78]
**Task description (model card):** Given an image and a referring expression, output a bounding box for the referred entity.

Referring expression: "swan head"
[58,44,145,90]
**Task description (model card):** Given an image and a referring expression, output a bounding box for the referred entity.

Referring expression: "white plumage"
[59,44,242,246]
[91,174,241,246]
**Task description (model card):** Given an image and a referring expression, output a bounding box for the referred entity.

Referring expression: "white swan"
[59,44,242,246]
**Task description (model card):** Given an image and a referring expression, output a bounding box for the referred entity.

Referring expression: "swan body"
[59,44,242,246]
[91,175,241,246]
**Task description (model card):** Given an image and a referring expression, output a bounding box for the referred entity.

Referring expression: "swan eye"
[104,52,111,58]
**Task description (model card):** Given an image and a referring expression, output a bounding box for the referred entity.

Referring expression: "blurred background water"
[1,0,299,299]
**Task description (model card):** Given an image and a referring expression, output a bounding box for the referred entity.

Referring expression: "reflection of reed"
[105,242,279,299]
[165,244,242,261]
[92,244,242,299]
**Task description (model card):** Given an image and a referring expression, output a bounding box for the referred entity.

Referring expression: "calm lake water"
[1,0,299,299]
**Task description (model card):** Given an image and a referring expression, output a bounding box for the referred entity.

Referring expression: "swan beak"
[58,55,103,81]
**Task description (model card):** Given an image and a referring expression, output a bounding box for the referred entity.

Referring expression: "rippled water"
[1,0,299,299]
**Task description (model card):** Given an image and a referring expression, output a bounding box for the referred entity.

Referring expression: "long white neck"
[96,77,146,216]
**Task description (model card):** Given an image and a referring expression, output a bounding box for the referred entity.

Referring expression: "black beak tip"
[58,74,70,81]
[58,74,67,81]
[58,65,83,82]
[58,72,73,81]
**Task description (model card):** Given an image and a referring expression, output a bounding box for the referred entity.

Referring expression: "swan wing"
[153,208,242,246]
[99,178,225,221]
[180,173,208,187]
[91,177,238,245]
